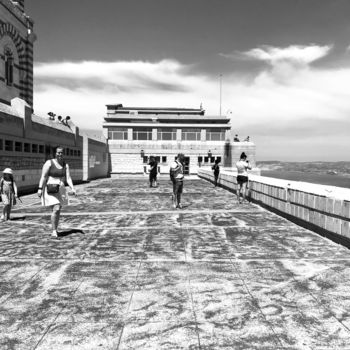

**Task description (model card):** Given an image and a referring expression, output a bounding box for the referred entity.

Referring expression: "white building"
[103,104,256,175]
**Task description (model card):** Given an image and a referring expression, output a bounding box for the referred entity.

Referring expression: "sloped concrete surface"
[1,178,350,349]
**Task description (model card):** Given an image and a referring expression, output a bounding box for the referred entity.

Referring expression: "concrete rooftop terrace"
[2,177,350,350]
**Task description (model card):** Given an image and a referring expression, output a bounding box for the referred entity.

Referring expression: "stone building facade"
[0,0,35,106]
[103,104,256,174]
[0,0,109,193]
[0,98,109,193]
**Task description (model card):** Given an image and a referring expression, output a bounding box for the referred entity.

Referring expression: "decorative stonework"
[0,0,25,20]
[0,22,25,66]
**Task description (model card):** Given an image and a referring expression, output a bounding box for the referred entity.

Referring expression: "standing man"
[148,156,158,187]
[170,153,185,209]
[212,159,220,187]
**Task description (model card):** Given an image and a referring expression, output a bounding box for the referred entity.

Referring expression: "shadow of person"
[58,229,85,237]
[9,216,26,221]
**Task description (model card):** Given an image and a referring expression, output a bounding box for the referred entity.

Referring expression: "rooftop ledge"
[221,169,350,201]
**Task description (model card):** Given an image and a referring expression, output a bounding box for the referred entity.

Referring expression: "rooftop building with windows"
[103,104,256,174]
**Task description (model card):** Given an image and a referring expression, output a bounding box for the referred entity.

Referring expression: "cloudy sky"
[26,0,350,161]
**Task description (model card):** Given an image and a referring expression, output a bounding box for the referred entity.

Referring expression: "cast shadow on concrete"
[9,216,26,221]
[58,229,85,237]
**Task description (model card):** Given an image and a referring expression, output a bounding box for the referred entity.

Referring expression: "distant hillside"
[257,161,350,176]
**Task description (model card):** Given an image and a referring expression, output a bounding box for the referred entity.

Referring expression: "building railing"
[198,168,350,247]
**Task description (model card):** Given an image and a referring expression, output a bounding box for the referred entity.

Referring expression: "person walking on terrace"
[212,159,220,187]
[236,152,252,203]
[37,146,76,238]
[148,156,158,187]
[0,168,18,221]
[170,153,185,209]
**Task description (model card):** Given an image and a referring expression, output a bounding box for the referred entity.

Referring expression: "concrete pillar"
[176,129,181,141]
[201,129,206,141]
[152,128,157,141]
[128,128,133,140]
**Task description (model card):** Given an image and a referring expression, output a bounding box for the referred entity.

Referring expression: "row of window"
[142,156,222,164]
[108,128,226,141]
[0,139,81,157]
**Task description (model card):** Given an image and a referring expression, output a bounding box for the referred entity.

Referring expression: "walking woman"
[37,146,76,237]
[236,152,252,203]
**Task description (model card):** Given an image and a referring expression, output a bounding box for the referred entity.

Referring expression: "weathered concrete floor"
[1,178,350,350]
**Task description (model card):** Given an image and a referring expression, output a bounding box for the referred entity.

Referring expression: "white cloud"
[33,49,350,160]
[242,44,332,65]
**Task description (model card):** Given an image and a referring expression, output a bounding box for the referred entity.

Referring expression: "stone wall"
[108,140,257,174]
[0,98,108,193]
[198,168,350,246]
[82,135,109,181]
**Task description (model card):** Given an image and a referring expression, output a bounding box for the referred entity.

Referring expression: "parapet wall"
[198,168,350,246]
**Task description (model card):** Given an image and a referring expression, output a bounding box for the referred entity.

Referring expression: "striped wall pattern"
[0,0,34,106]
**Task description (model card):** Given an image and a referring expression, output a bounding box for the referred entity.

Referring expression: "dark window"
[0,139,3,150]
[204,156,209,163]
[24,143,30,152]
[162,156,167,163]
[73,150,77,156]
[206,129,226,141]
[216,156,222,163]
[5,140,13,151]
[39,145,44,153]
[108,128,128,140]
[198,156,203,163]
[157,128,176,141]
[15,141,22,152]
[66,148,70,156]
[5,53,14,86]
[78,150,81,157]
[155,156,160,163]
[182,128,201,141]
[133,128,152,141]
[32,144,38,153]
[70,149,74,156]
[210,157,215,163]
[143,156,148,164]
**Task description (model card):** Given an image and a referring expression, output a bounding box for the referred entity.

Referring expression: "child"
[0,168,18,221]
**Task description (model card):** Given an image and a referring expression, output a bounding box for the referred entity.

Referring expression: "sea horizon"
[261,170,350,190]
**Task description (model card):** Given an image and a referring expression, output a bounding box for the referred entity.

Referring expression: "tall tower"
[0,0,36,106]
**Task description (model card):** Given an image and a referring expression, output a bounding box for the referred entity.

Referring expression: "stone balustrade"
[198,168,350,246]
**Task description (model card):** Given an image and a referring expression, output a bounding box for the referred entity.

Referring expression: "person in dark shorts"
[235,152,252,203]
[170,153,185,209]
[212,159,220,187]
[148,156,158,187]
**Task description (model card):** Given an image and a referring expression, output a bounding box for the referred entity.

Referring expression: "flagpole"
[219,74,222,116]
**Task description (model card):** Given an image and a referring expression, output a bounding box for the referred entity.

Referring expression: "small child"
[0,168,18,221]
